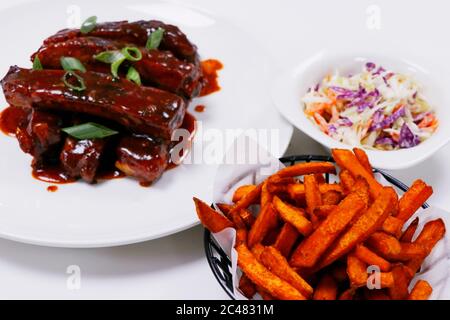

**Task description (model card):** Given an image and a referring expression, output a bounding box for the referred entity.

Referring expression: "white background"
[0,0,449,299]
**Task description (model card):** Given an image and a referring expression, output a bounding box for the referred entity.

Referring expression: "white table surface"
[1,0,449,299]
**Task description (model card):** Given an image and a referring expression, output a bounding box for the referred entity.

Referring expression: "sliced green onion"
[80,16,97,34]
[62,71,86,91]
[94,50,125,64]
[62,122,118,140]
[60,57,86,72]
[32,56,43,70]
[94,50,126,78]
[121,47,142,61]
[111,57,126,78]
[146,27,165,50]
[126,66,141,85]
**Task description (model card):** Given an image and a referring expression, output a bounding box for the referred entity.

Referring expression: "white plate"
[0,0,293,247]
[271,51,450,170]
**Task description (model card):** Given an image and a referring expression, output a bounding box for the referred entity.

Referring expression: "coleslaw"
[302,62,438,150]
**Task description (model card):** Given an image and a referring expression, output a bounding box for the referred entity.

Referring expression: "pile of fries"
[194,148,446,300]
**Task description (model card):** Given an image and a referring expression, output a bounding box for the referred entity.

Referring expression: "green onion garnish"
[111,57,126,78]
[62,122,118,140]
[146,27,165,50]
[80,16,97,34]
[60,57,86,72]
[62,71,86,91]
[121,47,142,62]
[32,56,43,70]
[126,66,141,85]
[94,50,125,64]
[94,48,142,78]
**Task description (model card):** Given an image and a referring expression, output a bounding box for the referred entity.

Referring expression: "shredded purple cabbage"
[373,66,386,76]
[369,109,385,131]
[338,117,353,127]
[399,123,420,148]
[371,106,406,131]
[366,62,376,72]
[328,124,337,134]
[413,112,429,122]
[375,136,396,146]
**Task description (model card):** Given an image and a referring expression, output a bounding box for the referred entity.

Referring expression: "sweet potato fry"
[339,288,355,300]
[380,272,394,288]
[354,244,391,272]
[400,217,419,243]
[287,183,342,201]
[261,180,272,209]
[366,232,401,258]
[239,209,256,228]
[347,253,368,287]
[193,197,234,233]
[260,246,314,298]
[351,176,371,209]
[317,187,396,269]
[274,223,299,258]
[236,244,306,300]
[251,243,265,260]
[367,232,426,261]
[314,173,326,185]
[273,196,312,236]
[381,216,404,238]
[235,228,248,246]
[322,190,342,206]
[230,182,263,214]
[233,185,257,203]
[313,274,338,300]
[248,203,278,248]
[314,205,337,220]
[332,149,383,199]
[271,162,336,180]
[339,170,355,194]
[407,219,446,274]
[353,147,373,176]
[388,264,410,300]
[290,192,366,268]
[216,203,233,215]
[314,173,327,185]
[267,183,288,194]
[239,274,256,299]
[304,174,323,217]
[396,179,433,221]
[216,203,255,228]
[408,280,433,300]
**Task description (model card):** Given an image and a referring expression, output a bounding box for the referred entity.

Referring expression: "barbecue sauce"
[200,59,223,97]
[194,105,205,113]
[0,106,28,136]
[47,185,58,192]
[32,166,76,184]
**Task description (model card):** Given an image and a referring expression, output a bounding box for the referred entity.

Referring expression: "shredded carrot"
[418,114,436,128]
[314,113,329,133]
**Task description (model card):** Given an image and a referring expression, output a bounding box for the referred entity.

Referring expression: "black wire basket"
[203,154,429,300]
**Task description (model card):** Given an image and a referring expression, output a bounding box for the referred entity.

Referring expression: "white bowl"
[271,51,450,170]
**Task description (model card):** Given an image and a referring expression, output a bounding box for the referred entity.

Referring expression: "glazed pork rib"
[43,20,199,64]
[1,66,187,140]
[60,137,106,183]
[32,37,202,98]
